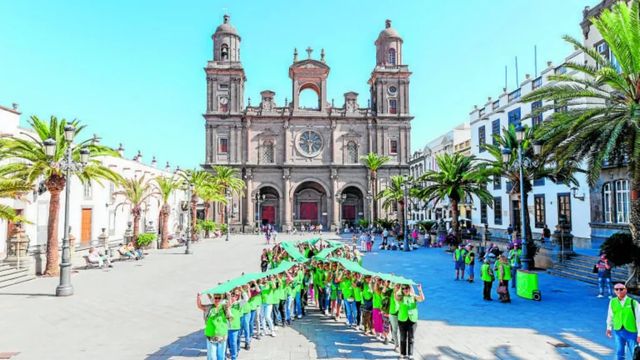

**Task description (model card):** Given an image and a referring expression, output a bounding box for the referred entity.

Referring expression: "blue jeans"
[238,313,250,349]
[324,284,331,310]
[285,295,293,321]
[511,265,521,288]
[260,304,274,334]
[294,291,303,317]
[466,263,474,278]
[249,310,257,338]
[614,328,638,360]
[599,276,613,297]
[206,337,226,360]
[227,329,239,360]
[344,300,356,325]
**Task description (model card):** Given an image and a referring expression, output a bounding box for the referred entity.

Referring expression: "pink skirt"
[372,308,384,333]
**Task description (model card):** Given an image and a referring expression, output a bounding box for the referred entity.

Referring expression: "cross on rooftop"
[306,46,313,59]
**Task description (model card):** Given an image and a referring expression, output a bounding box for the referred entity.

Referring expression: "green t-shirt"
[229,303,242,330]
[249,292,262,310]
[389,292,399,315]
[353,282,363,302]
[241,294,252,314]
[362,283,373,301]
[204,304,229,338]
[341,279,354,299]
[260,283,272,303]
[398,296,418,322]
[372,291,382,309]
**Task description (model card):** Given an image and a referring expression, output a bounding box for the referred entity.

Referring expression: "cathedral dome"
[215,15,239,36]
[377,19,402,40]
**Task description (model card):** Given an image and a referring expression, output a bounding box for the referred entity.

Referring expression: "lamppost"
[336,193,347,234]
[501,124,542,271]
[44,126,90,297]
[184,183,194,255]
[255,193,265,228]
[401,176,412,252]
[225,188,232,242]
[366,191,373,229]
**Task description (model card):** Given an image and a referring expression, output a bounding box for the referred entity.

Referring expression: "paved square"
[0,234,615,359]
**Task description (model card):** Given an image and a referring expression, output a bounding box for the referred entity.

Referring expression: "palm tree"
[483,125,579,245]
[0,177,32,222]
[211,166,246,230]
[0,116,120,276]
[178,169,218,240]
[154,176,181,249]
[114,175,157,247]
[522,0,640,285]
[360,152,390,221]
[417,153,493,242]
[377,175,413,236]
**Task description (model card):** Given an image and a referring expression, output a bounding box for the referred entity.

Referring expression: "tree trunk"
[372,171,378,223]
[204,202,211,221]
[43,174,66,276]
[450,198,460,243]
[132,206,141,248]
[160,203,170,249]
[627,168,640,289]
[398,199,404,238]
[191,195,198,241]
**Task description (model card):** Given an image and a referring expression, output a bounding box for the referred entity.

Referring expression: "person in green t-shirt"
[227,288,243,360]
[372,277,385,339]
[258,277,275,337]
[395,283,425,358]
[237,285,252,351]
[197,292,232,360]
[248,280,262,341]
[341,271,356,327]
[352,273,363,328]
[361,275,374,335]
[497,255,512,303]
[388,283,401,352]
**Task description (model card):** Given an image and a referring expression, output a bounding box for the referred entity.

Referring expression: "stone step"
[0,267,34,289]
[548,268,628,285]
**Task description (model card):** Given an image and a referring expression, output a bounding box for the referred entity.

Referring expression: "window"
[220,44,229,60]
[388,48,396,65]
[555,65,567,75]
[534,194,545,228]
[218,138,229,154]
[508,89,521,102]
[508,108,521,128]
[531,101,543,127]
[533,177,545,186]
[493,197,502,225]
[554,100,568,113]
[83,181,92,199]
[557,193,571,229]
[262,141,274,163]
[390,140,398,154]
[506,181,513,193]
[347,141,358,163]
[389,99,397,114]
[478,126,486,152]
[493,176,501,190]
[615,179,630,224]
[480,202,488,224]
[478,108,486,117]
[532,77,543,90]
[603,182,613,223]
[491,119,500,145]
[492,100,500,110]
[218,83,229,90]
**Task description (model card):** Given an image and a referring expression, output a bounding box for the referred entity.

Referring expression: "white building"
[0,104,188,266]
[409,122,471,224]
[468,50,593,247]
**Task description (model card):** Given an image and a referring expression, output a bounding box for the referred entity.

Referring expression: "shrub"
[197,220,217,233]
[357,218,369,229]
[220,223,228,234]
[137,233,157,247]
[417,220,436,233]
[601,232,637,267]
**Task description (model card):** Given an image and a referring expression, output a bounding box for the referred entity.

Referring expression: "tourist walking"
[396,283,425,359]
[227,290,243,360]
[362,275,374,334]
[382,228,389,249]
[197,292,231,360]
[481,259,494,301]
[388,283,401,352]
[453,244,466,280]
[465,245,475,283]
[543,224,551,243]
[496,255,511,303]
[508,244,522,288]
[606,282,640,360]
[596,253,613,299]
[366,232,374,252]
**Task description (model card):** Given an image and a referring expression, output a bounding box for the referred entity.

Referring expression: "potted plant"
[136,233,157,249]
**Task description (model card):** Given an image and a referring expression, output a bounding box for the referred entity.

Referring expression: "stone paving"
[0,233,616,359]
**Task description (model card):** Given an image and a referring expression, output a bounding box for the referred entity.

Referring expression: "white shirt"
[606,296,640,331]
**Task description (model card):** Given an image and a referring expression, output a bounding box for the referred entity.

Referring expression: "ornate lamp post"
[366,191,373,229]
[255,193,265,228]
[225,188,232,242]
[183,183,194,255]
[336,193,347,234]
[44,126,90,297]
[501,124,542,271]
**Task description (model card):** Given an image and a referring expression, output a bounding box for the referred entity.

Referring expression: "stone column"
[399,126,406,164]
[245,171,254,230]
[283,121,291,164]
[331,169,340,231]
[283,168,292,230]
[205,125,212,164]
[330,120,336,165]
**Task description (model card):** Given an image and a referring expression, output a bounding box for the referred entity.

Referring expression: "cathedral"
[203,15,413,232]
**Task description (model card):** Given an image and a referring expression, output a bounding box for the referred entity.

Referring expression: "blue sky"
[0,0,596,169]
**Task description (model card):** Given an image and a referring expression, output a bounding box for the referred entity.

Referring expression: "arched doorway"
[257,186,279,227]
[341,186,364,229]
[293,181,327,230]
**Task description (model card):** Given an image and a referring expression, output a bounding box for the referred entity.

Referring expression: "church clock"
[297,130,323,157]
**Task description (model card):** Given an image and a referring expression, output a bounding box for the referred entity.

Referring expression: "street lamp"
[401,176,412,252]
[365,191,373,229]
[501,124,542,271]
[225,188,232,242]
[336,193,347,234]
[255,193,265,228]
[44,127,90,297]
[184,183,194,254]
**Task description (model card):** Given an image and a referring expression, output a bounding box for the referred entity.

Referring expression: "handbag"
[497,285,507,295]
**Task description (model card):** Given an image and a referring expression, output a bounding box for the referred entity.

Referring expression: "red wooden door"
[262,206,275,224]
[81,208,92,245]
[343,205,356,220]
[300,202,318,220]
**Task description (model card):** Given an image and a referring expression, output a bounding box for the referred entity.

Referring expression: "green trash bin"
[516,270,542,301]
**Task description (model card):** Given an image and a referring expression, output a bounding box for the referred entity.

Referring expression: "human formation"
[197,238,424,360]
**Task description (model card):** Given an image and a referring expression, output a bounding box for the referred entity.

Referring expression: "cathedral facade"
[203,15,413,232]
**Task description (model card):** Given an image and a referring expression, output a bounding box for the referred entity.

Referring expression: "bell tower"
[368,19,411,116]
[205,15,245,115]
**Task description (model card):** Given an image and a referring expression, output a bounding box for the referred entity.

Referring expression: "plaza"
[0,234,614,359]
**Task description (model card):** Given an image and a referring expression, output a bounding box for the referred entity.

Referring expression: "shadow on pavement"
[145,329,205,359]
[0,292,55,297]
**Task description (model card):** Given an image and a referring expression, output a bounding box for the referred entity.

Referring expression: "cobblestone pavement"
[0,233,615,359]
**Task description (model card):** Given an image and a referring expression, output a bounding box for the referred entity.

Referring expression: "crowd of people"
[451,242,523,304]
[197,238,424,360]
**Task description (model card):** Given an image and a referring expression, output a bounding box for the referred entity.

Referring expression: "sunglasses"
[614,288,626,291]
